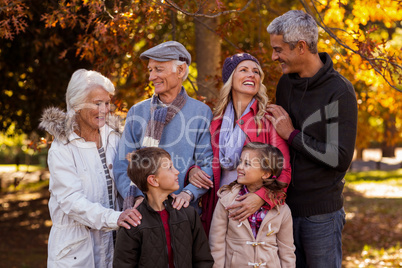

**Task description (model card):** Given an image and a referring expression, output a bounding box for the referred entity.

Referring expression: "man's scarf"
[142,87,187,147]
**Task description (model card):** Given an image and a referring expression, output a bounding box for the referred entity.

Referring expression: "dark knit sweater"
[276,52,357,217]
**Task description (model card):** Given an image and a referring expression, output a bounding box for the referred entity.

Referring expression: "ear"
[297,40,307,55]
[147,174,159,187]
[177,64,185,78]
[262,172,271,180]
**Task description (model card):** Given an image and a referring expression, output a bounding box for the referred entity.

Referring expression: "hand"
[117,208,142,229]
[171,192,191,210]
[188,167,212,189]
[266,104,295,140]
[226,193,265,222]
[133,196,144,209]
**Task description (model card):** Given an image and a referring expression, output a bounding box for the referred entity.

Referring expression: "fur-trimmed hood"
[39,107,122,143]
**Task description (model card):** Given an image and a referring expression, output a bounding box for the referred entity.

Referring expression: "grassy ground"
[342,169,402,267]
[0,164,43,173]
[0,167,401,267]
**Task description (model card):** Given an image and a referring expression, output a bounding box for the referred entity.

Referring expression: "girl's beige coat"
[209,184,296,268]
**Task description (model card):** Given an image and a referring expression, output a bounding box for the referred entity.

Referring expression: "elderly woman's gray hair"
[267,10,318,54]
[66,69,115,113]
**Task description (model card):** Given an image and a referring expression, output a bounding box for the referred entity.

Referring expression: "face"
[270,34,302,75]
[148,59,183,103]
[155,157,180,193]
[237,149,270,193]
[77,86,111,131]
[231,60,261,99]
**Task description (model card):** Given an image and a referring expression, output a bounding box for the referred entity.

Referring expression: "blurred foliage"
[0,124,47,165]
[0,0,401,152]
[312,0,402,154]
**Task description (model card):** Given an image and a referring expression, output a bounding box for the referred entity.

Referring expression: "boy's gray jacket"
[40,107,122,268]
[209,184,296,268]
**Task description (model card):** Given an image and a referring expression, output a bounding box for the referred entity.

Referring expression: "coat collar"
[142,194,176,213]
[287,52,333,90]
[39,107,122,145]
[217,184,281,237]
[210,99,260,134]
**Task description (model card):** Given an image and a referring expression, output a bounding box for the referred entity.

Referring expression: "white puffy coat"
[40,108,122,268]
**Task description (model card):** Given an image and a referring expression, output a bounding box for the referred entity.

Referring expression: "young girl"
[209,142,295,268]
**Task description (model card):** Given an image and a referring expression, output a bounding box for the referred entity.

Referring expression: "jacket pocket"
[50,224,91,261]
[56,235,88,260]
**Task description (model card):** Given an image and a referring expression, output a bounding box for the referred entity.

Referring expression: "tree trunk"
[381,113,396,158]
[194,7,221,104]
[355,148,363,160]
[381,144,395,158]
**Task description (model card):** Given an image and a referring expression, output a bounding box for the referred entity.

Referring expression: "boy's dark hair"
[127,147,171,193]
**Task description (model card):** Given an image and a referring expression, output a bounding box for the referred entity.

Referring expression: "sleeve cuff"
[287,129,300,146]
[108,211,122,230]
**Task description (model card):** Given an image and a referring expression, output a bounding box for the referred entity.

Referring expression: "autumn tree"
[311,0,402,157]
[1,0,401,156]
[0,0,92,134]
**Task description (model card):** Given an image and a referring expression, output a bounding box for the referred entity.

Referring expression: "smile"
[243,81,255,86]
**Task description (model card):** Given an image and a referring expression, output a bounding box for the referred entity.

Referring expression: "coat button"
[239,120,244,125]
[108,164,113,169]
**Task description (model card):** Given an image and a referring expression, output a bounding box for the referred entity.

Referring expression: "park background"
[0,0,401,267]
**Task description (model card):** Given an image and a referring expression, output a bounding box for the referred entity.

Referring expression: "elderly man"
[266,10,357,268]
[114,41,214,211]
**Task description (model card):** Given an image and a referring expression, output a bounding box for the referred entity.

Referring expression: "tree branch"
[187,75,198,93]
[0,2,19,13]
[163,0,253,18]
[300,0,402,92]
[193,16,240,49]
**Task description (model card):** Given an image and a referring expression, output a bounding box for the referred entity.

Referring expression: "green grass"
[12,179,50,192]
[345,169,402,184]
[0,164,44,173]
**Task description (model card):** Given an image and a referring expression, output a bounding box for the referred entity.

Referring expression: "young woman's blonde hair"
[213,63,269,126]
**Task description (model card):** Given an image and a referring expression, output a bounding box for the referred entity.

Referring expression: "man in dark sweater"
[266,10,358,268]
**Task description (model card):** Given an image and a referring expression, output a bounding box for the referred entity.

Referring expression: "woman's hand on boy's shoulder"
[117,208,143,229]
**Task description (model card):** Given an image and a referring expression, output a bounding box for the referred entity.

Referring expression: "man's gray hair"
[66,69,115,113]
[172,60,190,81]
[267,10,318,53]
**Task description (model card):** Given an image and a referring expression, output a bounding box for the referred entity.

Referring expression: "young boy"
[113,147,214,268]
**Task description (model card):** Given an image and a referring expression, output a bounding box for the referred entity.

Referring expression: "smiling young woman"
[188,53,292,235]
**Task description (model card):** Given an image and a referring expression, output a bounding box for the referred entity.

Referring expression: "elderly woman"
[39,69,141,268]
[190,53,292,234]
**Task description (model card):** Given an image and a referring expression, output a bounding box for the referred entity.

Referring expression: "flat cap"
[140,41,191,65]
